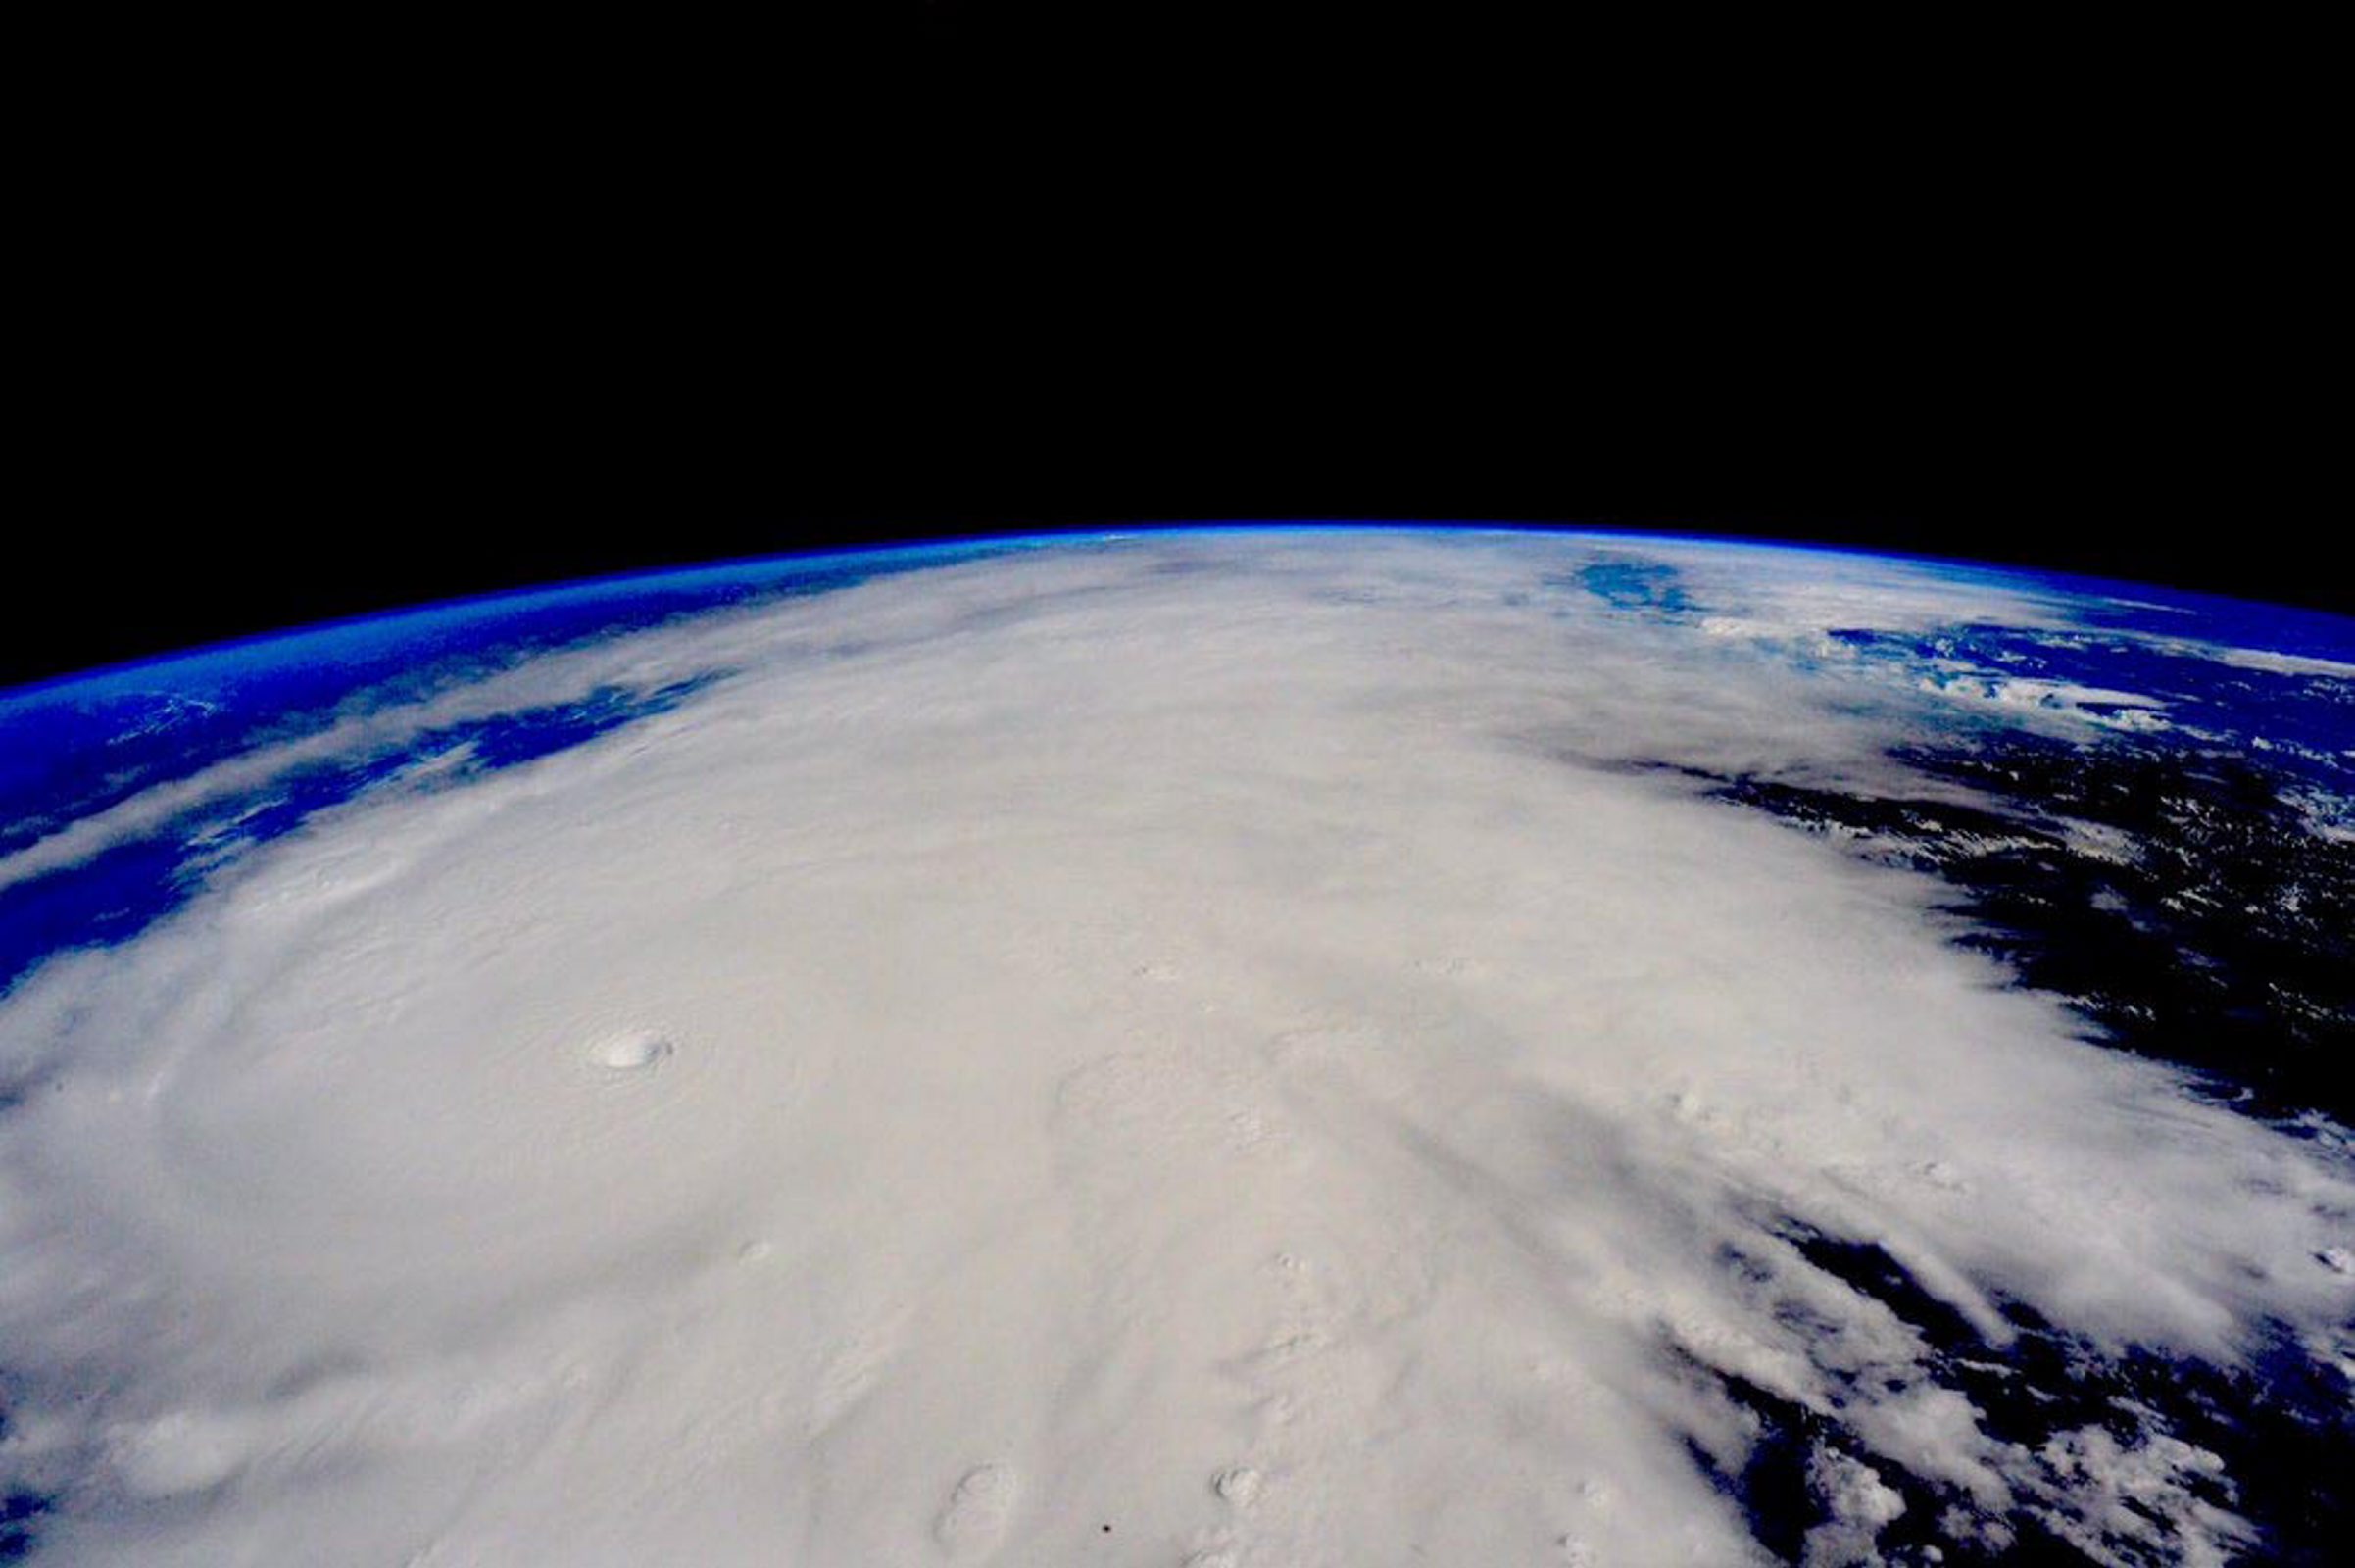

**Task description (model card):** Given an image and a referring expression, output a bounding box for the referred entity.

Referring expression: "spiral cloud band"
[2,531,2349,1565]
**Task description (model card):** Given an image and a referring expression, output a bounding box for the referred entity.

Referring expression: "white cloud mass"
[1,531,2349,1565]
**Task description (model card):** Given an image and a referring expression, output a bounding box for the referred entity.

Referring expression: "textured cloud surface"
[1,532,2349,1565]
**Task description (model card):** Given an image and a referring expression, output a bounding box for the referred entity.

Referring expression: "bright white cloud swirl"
[1,531,2349,1566]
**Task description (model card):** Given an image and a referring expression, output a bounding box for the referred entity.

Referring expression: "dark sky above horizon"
[20,330,2335,689]
[13,6,2326,689]
[12,342,2332,688]
[10,488,2335,693]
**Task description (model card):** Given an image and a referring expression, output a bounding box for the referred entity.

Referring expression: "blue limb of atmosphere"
[0,539,1037,858]
[1828,620,2355,791]
[0,538,1050,998]
[1566,548,2355,796]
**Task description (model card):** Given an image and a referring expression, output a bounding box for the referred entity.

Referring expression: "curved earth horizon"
[1,527,2349,1565]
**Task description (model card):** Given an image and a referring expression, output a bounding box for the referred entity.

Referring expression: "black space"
[12,7,2332,690]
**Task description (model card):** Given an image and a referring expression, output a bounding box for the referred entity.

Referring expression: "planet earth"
[0,528,2349,1566]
